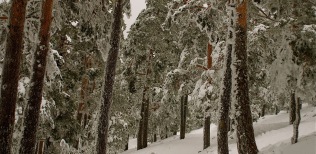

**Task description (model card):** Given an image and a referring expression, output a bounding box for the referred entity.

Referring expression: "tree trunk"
[137,50,153,149]
[291,97,301,144]
[217,8,233,154]
[96,0,123,153]
[289,91,296,124]
[180,95,188,139]
[233,1,258,153]
[19,0,54,153]
[202,43,213,149]
[275,105,279,115]
[142,88,149,148]
[203,116,210,149]
[0,0,28,153]
[124,135,129,151]
[137,101,144,150]
[261,104,266,117]
[153,134,157,142]
[36,139,45,154]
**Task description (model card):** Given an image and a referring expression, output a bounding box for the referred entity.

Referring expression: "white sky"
[124,0,146,38]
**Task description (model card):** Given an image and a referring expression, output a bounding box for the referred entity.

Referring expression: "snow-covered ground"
[122,104,316,154]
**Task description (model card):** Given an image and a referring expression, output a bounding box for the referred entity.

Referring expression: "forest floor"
[122,103,316,154]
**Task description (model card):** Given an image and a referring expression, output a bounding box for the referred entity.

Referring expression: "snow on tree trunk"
[0,0,28,153]
[289,91,296,124]
[203,43,212,149]
[291,97,301,144]
[232,1,258,153]
[180,95,188,139]
[217,6,233,154]
[137,50,153,149]
[96,0,123,153]
[19,0,54,153]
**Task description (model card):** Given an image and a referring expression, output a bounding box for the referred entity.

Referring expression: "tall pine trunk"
[137,50,153,149]
[96,0,123,153]
[217,7,233,154]
[142,86,149,148]
[233,1,258,153]
[0,0,28,153]
[19,0,54,153]
[203,43,212,149]
[137,101,144,150]
[289,91,296,124]
[203,116,210,149]
[291,97,301,144]
[180,95,188,139]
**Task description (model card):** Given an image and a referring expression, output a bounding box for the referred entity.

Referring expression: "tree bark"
[19,0,54,153]
[261,104,266,117]
[96,0,123,153]
[233,1,258,153]
[180,95,188,139]
[203,116,210,149]
[142,87,149,148]
[203,43,212,149]
[291,97,301,144]
[137,101,144,150]
[289,91,296,124]
[217,9,233,154]
[137,50,153,149]
[0,0,28,153]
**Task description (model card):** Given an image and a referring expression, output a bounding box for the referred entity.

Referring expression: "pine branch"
[0,16,8,20]
[196,64,208,70]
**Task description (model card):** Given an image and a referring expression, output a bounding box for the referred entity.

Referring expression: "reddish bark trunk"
[96,0,123,153]
[203,43,213,149]
[234,1,258,153]
[19,0,54,153]
[0,0,28,153]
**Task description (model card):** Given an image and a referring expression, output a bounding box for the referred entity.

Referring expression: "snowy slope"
[122,104,316,154]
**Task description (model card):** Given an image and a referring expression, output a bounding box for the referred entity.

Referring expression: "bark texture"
[217,8,233,154]
[289,91,296,124]
[234,1,258,153]
[137,50,153,149]
[96,0,123,153]
[137,101,145,150]
[180,95,188,139]
[0,0,28,153]
[203,116,210,149]
[203,43,212,149]
[291,97,301,144]
[19,0,54,153]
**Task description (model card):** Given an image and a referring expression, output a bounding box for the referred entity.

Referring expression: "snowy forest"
[0,0,315,153]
